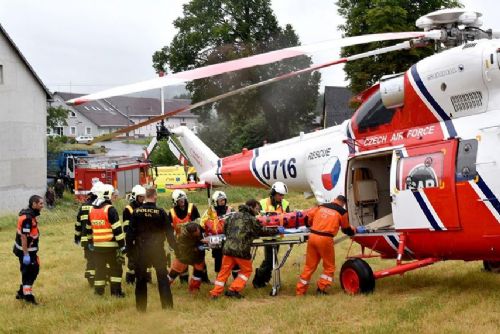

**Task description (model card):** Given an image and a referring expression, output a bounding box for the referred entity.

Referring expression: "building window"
[86,127,91,135]
[70,126,76,135]
[55,126,63,136]
[0,64,3,84]
[69,111,76,118]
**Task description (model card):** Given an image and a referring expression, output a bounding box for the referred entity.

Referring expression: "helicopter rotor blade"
[68,31,440,105]
[89,39,425,145]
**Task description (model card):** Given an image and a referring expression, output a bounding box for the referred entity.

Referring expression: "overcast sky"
[0,0,498,95]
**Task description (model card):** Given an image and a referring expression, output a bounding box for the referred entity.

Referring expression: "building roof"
[323,86,354,127]
[0,24,52,99]
[56,92,132,127]
[55,92,195,127]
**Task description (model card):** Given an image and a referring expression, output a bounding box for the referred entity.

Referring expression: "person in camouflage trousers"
[209,199,276,299]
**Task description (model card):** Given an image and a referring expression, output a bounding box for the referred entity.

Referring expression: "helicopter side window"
[396,152,444,191]
[355,91,397,131]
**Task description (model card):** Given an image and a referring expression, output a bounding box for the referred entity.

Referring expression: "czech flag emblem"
[321,157,341,191]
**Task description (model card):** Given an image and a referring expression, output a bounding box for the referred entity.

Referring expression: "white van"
[75,135,94,144]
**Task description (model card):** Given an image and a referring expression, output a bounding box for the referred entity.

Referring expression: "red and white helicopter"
[68,8,500,294]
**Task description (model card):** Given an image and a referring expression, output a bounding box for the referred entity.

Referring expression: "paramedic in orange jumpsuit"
[296,195,355,295]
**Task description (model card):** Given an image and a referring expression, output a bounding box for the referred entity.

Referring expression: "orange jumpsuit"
[296,200,354,295]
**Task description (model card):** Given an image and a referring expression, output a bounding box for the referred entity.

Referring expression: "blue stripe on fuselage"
[410,65,457,138]
[412,191,442,231]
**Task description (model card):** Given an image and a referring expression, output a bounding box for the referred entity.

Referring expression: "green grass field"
[0,188,498,334]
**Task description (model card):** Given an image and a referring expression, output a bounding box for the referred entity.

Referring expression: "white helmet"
[90,181,103,195]
[98,184,115,201]
[130,185,146,201]
[271,181,288,195]
[172,189,187,204]
[212,191,227,206]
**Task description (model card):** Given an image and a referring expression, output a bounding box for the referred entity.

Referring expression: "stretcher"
[202,227,310,296]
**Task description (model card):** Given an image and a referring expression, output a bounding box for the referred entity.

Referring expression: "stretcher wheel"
[340,259,375,295]
[483,260,500,273]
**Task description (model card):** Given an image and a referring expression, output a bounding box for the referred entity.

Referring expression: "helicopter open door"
[390,140,461,231]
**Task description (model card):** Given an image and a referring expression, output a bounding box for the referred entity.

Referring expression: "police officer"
[123,184,146,284]
[253,181,290,288]
[87,184,126,297]
[75,182,101,286]
[168,189,201,283]
[13,195,44,305]
[126,187,177,312]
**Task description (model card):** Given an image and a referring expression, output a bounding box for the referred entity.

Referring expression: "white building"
[53,93,196,138]
[0,24,52,214]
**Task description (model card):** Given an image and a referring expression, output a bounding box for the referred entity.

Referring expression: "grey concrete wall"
[0,32,47,214]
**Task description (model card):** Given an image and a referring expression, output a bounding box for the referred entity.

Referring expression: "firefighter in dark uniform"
[13,195,44,305]
[168,189,201,283]
[75,182,101,286]
[87,184,126,297]
[126,187,177,312]
[253,181,290,288]
[123,184,146,284]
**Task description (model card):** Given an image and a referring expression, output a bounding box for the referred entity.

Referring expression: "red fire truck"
[74,156,152,199]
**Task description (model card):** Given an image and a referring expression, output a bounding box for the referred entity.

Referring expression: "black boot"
[94,286,105,296]
[200,269,211,284]
[111,287,126,298]
[224,290,243,299]
[316,288,328,295]
[24,294,38,305]
[15,285,23,300]
[112,291,126,298]
[252,269,267,288]
[179,273,189,284]
[125,271,136,285]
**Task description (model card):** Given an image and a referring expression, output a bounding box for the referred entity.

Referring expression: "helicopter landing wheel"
[340,259,375,295]
[483,260,500,273]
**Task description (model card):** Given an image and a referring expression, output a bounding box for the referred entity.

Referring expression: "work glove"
[356,226,368,234]
[87,243,95,251]
[74,236,81,246]
[197,245,207,251]
[277,226,285,234]
[22,254,31,265]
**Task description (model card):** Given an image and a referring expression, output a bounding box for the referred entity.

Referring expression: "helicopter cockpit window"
[355,91,397,131]
[396,152,444,191]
